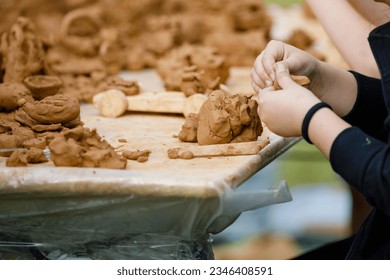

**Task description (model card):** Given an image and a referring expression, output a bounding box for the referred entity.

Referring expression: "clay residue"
[48,126,127,169]
[122,149,151,163]
[179,90,263,145]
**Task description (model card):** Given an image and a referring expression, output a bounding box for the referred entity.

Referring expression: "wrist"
[301,102,333,144]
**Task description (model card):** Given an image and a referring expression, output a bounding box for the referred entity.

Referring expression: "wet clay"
[0,118,36,156]
[156,44,229,94]
[0,17,45,83]
[6,147,48,167]
[180,65,220,97]
[178,113,199,143]
[19,94,80,124]
[24,75,63,100]
[122,149,151,163]
[48,126,127,169]
[0,83,34,112]
[179,90,263,145]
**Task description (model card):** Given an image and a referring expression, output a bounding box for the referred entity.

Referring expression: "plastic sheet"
[0,180,291,260]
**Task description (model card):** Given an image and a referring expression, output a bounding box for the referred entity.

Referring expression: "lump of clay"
[6,147,48,167]
[48,126,127,169]
[0,83,33,112]
[24,75,63,100]
[180,65,219,97]
[285,29,314,51]
[156,44,229,93]
[226,0,272,33]
[60,8,103,57]
[178,113,199,143]
[101,75,140,96]
[122,149,151,163]
[0,17,45,83]
[19,94,80,125]
[0,118,35,157]
[195,90,263,145]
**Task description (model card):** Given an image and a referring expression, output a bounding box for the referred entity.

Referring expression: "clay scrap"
[49,126,127,169]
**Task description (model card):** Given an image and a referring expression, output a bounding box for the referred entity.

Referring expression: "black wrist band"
[301,102,333,144]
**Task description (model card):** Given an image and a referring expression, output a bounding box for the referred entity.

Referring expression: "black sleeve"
[330,127,390,216]
[342,71,387,141]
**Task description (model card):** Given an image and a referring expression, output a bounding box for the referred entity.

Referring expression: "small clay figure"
[19,94,80,124]
[0,17,45,83]
[24,75,63,100]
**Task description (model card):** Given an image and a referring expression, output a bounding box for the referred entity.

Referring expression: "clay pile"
[178,90,263,145]
[49,126,127,169]
[0,71,125,169]
[156,44,229,97]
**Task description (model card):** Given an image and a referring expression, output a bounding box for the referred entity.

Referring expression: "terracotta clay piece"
[179,90,263,145]
[156,44,229,94]
[178,113,199,143]
[0,83,34,112]
[6,147,48,167]
[0,17,45,83]
[48,126,127,169]
[122,149,151,163]
[24,75,63,100]
[0,118,35,157]
[18,94,80,125]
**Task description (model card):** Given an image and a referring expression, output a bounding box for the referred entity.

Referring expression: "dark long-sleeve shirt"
[329,21,390,259]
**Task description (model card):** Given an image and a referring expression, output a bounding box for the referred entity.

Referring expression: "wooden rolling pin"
[167,140,270,159]
[92,89,207,118]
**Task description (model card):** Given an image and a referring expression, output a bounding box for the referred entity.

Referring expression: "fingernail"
[265,79,273,87]
[276,63,288,73]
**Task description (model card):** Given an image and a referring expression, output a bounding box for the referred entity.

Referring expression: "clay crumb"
[122,149,151,162]
[118,138,127,143]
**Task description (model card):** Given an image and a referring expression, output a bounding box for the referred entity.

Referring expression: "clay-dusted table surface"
[0,67,299,198]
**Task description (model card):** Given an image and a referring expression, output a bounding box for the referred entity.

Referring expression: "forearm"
[349,0,390,26]
[305,0,379,77]
[311,61,357,117]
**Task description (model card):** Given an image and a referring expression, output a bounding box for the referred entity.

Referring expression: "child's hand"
[257,62,321,137]
[251,40,319,93]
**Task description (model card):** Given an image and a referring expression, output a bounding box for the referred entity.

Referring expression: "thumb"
[274,62,295,89]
